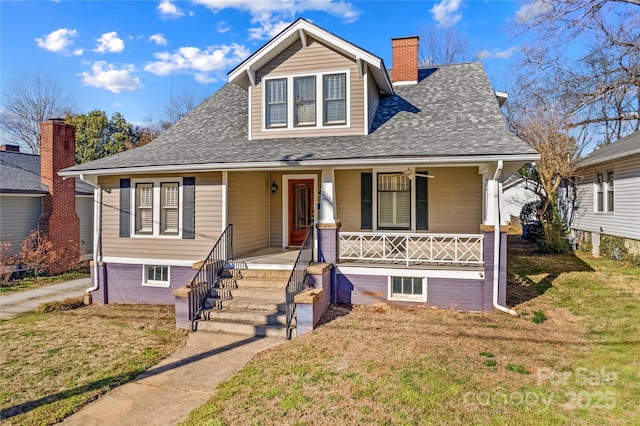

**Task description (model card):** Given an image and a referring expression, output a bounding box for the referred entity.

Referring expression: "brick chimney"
[0,144,20,152]
[38,119,80,274]
[391,36,419,84]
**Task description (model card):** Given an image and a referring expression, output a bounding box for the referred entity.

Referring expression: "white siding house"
[568,131,640,257]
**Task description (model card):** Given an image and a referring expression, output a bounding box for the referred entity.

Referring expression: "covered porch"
[224,162,513,271]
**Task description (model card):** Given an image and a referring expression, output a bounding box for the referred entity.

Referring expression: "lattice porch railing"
[338,232,484,266]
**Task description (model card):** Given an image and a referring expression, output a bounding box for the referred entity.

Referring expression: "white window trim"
[131,177,184,238]
[594,171,614,214]
[142,264,171,288]
[388,276,427,302]
[261,69,351,132]
[372,167,422,232]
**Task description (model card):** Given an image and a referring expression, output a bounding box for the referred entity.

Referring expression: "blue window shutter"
[119,179,131,237]
[361,173,372,230]
[182,177,195,239]
[416,175,428,230]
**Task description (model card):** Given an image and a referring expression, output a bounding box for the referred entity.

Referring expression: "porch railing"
[339,232,484,266]
[189,224,233,331]
[285,220,314,340]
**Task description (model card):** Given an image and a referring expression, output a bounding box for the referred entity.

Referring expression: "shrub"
[19,230,60,277]
[0,241,18,285]
[38,297,85,313]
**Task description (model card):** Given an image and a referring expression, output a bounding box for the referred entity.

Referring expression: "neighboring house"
[0,121,94,271]
[60,19,538,327]
[566,131,640,257]
[502,176,540,225]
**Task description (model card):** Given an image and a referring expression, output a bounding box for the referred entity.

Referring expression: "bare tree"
[418,26,469,66]
[166,91,203,125]
[514,0,640,144]
[0,73,75,153]
[509,103,582,247]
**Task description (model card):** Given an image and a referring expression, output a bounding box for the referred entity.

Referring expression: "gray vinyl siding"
[571,154,640,240]
[251,37,365,139]
[0,195,42,252]
[76,196,94,256]
[367,71,379,133]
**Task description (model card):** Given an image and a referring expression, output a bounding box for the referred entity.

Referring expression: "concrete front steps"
[195,267,294,338]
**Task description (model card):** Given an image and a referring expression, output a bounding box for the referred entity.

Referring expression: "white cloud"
[430,0,463,27]
[158,0,184,18]
[515,0,553,23]
[193,0,360,40]
[217,21,231,33]
[248,18,290,41]
[79,61,143,93]
[94,32,125,53]
[73,48,84,56]
[149,33,168,46]
[35,28,78,53]
[144,43,250,84]
[476,46,519,60]
[113,102,123,107]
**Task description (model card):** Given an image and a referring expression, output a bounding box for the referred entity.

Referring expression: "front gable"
[230,18,391,141]
[250,36,366,139]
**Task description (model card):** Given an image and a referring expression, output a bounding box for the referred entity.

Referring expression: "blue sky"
[1,0,539,128]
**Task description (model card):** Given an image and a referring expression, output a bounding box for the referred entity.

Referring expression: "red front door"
[288,179,314,246]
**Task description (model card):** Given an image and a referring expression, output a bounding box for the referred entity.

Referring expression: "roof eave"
[59,153,541,177]
[578,147,640,167]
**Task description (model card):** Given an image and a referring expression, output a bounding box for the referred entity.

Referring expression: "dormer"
[228,18,394,140]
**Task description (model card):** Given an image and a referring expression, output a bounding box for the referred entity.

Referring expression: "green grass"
[0,270,89,294]
[0,304,186,425]
[182,238,640,425]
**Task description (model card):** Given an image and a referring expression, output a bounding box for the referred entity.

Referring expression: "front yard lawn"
[0,271,90,295]
[0,304,187,425]
[183,237,640,425]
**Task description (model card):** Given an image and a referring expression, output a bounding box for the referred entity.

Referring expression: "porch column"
[319,168,336,224]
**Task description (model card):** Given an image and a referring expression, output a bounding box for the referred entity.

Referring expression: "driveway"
[0,277,90,320]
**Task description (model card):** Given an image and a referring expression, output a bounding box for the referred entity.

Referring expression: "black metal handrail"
[285,220,314,339]
[189,224,233,331]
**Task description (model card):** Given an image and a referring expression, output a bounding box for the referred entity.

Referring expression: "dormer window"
[294,76,316,126]
[323,74,346,125]
[262,70,349,131]
[266,78,287,128]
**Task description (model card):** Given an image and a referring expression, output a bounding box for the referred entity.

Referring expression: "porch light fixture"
[271,181,279,194]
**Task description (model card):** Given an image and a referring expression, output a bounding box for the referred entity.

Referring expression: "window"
[607,171,614,212]
[323,73,346,125]
[132,179,182,237]
[595,172,614,213]
[161,182,179,234]
[263,71,348,130]
[389,276,426,301]
[596,173,604,212]
[294,76,316,126]
[378,174,410,229]
[136,183,153,234]
[266,78,287,128]
[143,265,170,287]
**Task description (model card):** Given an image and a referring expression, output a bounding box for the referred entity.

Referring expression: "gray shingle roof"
[63,62,537,174]
[0,151,94,194]
[578,131,640,167]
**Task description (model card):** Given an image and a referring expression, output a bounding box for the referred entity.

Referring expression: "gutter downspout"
[492,161,517,316]
[80,175,101,296]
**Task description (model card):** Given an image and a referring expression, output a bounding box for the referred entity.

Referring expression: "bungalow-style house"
[565,130,640,257]
[60,19,539,336]
[0,122,94,273]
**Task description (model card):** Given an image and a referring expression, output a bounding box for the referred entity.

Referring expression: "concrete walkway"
[62,332,283,425]
[0,277,90,320]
